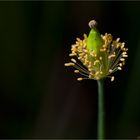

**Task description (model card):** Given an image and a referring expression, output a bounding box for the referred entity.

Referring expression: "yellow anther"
[84,49,88,53]
[83,43,86,48]
[69,53,76,56]
[100,48,106,52]
[83,33,87,38]
[84,60,89,65]
[121,42,125,49]
[71,58,77,63]
[108,54,116,59]
[79,53,84,57]
[116,38,120,42]
[96,77,100,80]
[119,63,123,67]
[76,38,81,41]
[88,68,92,72]
[94,60,100,65]
[99,57,102,60]
[95,71,99,75]
[78,57,81,60]
[89,75,92,78]
[108,56,111,59]
[74,70,79,73]
[77,78,83,81]
[102,44,107,48]
[111,76,115,82]
[64,63,75,66]
[84,54,88,58]
[123,54,128,57]
[71,47,77,51]
[122,52,127,55]
[90,51,97,57]
[71,44,77,48]
[106,34,113,43]
[118,67,122,70]
[100,71,103,74]
[120,58,125,61]
[116,43,121,48]
[125,48,128,51]
[109,69,113,73]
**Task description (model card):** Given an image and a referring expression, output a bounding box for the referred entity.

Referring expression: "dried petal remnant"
[88,20,97,28]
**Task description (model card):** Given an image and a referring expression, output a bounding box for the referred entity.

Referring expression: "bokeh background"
[0,1,140,139]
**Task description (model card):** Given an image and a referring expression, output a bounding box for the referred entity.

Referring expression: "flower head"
[65,20,128,81]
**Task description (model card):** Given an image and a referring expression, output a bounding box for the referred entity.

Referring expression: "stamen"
[95,71,100,75]
[69,53,76,56]
[96,77,100,80]
[64,63,75,66]
[116,38,120,42]
[122,52,127,55]
[120,58,125,61]
[122,54,128,57]
[121,42,125,49]
[71,58,77,63]
[100,48,106,52]
[78,71,89,77]
[99,57,102,60]
[108,54,116,59]
[83,34,87,39]
[119,63,123,67]
[112,68,119,73]
[111,76,115,82]
[73,64,89,75]
[77,78,83,81]
[74,70,79,73]
[78,77,93,81]
[109,69,113,73]
[109,48,123,70]
[76,38,81,41]
[74,62,89,74]
[88,68,92,72]
[84,49,88,53]
[118,67,122,70]
[73,64,89,77]
[90,51,97,57]
[100,71,103,74]
[89,75,92,78]
[94,60,100,65]
[71,47,77,52]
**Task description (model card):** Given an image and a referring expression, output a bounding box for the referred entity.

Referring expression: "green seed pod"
[87,20,103,55]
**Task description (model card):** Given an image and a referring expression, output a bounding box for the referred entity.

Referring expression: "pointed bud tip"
[88,20,97,29]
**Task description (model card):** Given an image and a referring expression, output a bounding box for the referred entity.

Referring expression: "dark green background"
[0,1,139,139]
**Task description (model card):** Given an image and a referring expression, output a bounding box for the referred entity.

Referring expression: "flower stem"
[97,79,105,139]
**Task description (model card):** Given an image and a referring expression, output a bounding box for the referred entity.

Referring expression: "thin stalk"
[97,79,105,139]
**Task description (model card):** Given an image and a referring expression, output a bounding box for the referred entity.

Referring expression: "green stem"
[97,79,105,139]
